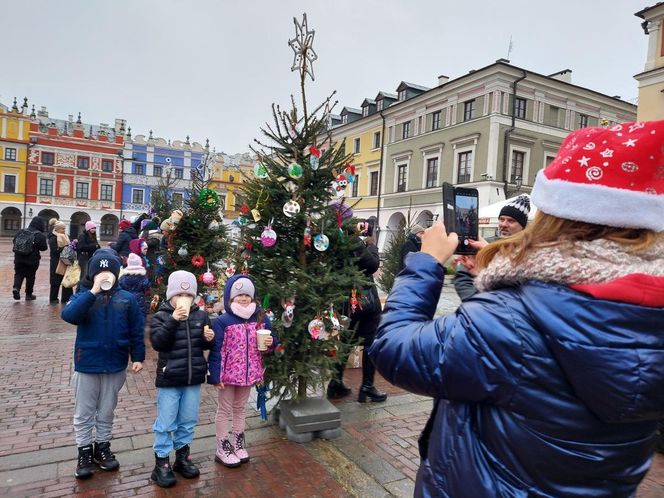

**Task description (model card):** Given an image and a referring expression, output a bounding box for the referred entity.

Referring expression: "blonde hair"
[476,212,658,270]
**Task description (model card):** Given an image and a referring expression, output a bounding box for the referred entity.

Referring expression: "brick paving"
[0,238,663,497]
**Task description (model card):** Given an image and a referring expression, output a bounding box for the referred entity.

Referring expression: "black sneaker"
[93,441,119,471]
[12,288,20,300]
[75,445,95,479]
[25,294,36,301]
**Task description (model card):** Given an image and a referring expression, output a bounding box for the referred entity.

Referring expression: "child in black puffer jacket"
[118,254,150,317]
[148,270,214,488]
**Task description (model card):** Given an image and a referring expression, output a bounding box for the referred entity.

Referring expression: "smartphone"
[442,183,479,255]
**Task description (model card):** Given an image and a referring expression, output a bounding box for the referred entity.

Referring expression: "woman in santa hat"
[370,120,664,497]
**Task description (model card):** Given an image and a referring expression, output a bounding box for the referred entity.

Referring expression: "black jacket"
[14,217,48,265]
[77,230,100,257]
[110,227,137,257]
[150,301,212,388]
[351,239,381,337]
[398,234,421,271]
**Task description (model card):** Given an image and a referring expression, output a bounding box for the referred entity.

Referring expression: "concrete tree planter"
[278,397,342,443]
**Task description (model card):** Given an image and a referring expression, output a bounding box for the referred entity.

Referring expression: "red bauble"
[191,255,205,268]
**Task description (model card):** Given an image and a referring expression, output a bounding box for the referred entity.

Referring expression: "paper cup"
[256,329,271,351]
[175,295,194,320]
[98,272,116,291]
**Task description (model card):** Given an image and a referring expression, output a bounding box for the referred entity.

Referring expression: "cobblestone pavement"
[0,238,662,497]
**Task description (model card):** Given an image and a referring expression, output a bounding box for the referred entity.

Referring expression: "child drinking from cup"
[208,275,275,467]
[149,271,214,488]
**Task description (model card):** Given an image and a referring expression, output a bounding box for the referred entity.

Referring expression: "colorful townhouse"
[635,3,664,119]
[0,98,31,236]
[25,108,125,239]
[121,131,208,219]
[208,152,255,222]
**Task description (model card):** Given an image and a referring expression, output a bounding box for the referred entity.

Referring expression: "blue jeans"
[153,385,202,457]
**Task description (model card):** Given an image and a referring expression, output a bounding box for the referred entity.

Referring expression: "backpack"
[13,229,35,255]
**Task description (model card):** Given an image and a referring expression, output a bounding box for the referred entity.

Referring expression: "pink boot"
[215,438,241,468]
[233,432,249,463]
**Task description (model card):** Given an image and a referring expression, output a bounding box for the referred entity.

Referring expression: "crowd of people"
[9,119,664,495]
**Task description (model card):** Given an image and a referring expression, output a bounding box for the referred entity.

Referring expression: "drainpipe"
[502,69,527,198]
[376,110,386,248]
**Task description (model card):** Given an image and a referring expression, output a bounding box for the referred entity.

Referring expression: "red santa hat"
[531,120,664,232]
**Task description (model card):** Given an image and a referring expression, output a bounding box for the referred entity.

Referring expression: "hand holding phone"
[442,183,479,255]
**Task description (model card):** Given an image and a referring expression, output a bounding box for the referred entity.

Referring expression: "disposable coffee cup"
[175,295,194,320]
[256,329,271,351]
[98,272,115,291]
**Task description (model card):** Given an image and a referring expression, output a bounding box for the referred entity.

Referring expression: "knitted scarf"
[475,235,664,292]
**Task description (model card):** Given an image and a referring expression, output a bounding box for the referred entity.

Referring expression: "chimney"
[38,106,48,117]
[548,69,572,84]
[437,75,449,86]
[68,114,74,123]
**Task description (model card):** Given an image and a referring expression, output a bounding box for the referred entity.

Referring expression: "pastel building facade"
[635,3,664,120]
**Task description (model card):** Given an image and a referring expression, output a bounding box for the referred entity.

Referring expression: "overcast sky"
[0,0,650,153]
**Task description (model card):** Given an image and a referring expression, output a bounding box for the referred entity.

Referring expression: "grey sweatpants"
[72,370,127,447]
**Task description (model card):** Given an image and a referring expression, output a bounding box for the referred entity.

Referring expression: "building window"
[548,106,560,127]
[545,155,556,167]
[100,224,114,237]
[41,152,55,165]
[153,165,163,177]
[3,174,17,193]
[579,114,589,129]
[353,138,361,154]
[39,178,54,196]
[4,218,20,231]
[402,121,411,140]
[5,148,17,161]
[75,182,89,199]
[511,151,525,183]
[362,107,369,117]
[342,115,348,124]
[172,192,184,207]
[457,151,472,183]
[77,157,90,170]
[425,158,438,188]
[398,89,407,101]
[133,163,145,175]
[102,159,114,172]
[352,175,359,197]
[515,98,527,119]
[370,171,379,196]
[373,132,381,149]
[463,100,476,121]
[377,100,383,111]
[100,184,113,201]
[397,164,407,192]
[431,111,441,130]
[132,189,144,204]
[174,168,184,179]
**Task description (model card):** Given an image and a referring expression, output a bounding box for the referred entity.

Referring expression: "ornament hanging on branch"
[313,233,329,252]
[178,245,189,257]
[281,298,295,328]
[309,146,321,170]
[283,199,301,218]
[191,255,205,268]
[225,264,236,278]
[254,162,269,179]
[288,12,317,81]
[260,220,277,248]
[199,188,220,209]
[288,162,304,179]
[202,266,215,285]
[308,318,326,340]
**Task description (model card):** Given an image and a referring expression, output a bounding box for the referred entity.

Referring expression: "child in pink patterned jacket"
[208,274,274,467]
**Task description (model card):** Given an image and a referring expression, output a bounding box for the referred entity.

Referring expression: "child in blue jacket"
[62,250,145,480]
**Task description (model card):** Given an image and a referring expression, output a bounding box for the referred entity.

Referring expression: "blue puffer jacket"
[370,252,664,498]
[62,288,146,374]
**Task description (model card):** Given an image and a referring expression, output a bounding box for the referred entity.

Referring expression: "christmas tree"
[154,151,230,309]
[376,219,407,294]
[237,13,369,401]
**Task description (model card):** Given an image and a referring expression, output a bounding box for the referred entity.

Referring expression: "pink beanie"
[125,253,146,274]
[85,221,97,231]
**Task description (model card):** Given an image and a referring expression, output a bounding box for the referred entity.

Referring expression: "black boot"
[173,444,200,478]
[151,454,177,488]
[75,445,95,479]
[327,379,352,399]
[358,383,387,403]
[93,441,119,471]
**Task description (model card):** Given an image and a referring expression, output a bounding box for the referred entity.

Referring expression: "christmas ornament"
[209,219,220,231]
[309,146,321,158]
[150,294,160,312]
[286,181,298,193]
[350,289,361,314]
[240,204,250,215]
[288,162,304,179]
[334,174,348,192]
[178,245,188,257]
[260,221,277,248]
[309,155,319,170]
[344,162,356,184]
[308,318,327,340]
[303,223,312,247]
[191,255,205,268]
[202,270,215,285]
[281,298,295,328]
[313,233,329,252]
[288,13,317,81]
[156,255,165,266]
[254,162,269,178]
[251,209,261,222]
[283,200,300,217]
[225,264,236,278]
[237,216,249,226]
[265,309,275,322]
[199,188,220,209]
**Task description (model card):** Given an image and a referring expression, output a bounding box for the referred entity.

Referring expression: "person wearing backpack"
[48,220,74,304]
[12,216,48,301]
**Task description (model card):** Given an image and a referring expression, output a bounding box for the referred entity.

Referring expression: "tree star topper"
[288,13,317,81]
